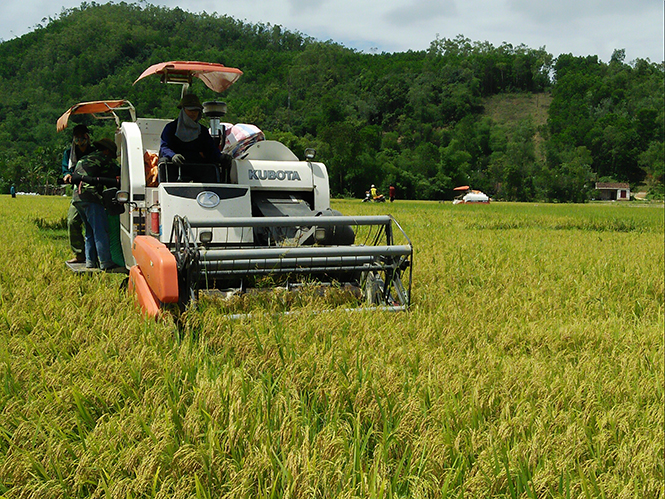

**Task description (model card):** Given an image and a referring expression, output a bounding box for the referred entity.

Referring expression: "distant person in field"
[389,185,396,202]
[10,185,16,198]
[369,184,385,201]
[70,138,122,271]
[62,124,96,264]
[159,93,231,182]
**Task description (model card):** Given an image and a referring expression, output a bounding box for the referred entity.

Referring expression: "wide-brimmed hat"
[178,94,203,110]
[93,138,118,157]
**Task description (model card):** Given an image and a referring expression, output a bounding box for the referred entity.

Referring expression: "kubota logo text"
[248,169,301,181]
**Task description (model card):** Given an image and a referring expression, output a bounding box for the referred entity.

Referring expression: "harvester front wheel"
[363,271,386,305]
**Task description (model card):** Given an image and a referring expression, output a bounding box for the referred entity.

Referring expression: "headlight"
[199,230,213,244]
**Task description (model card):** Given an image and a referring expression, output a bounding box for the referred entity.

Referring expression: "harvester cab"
[93,61,413,316]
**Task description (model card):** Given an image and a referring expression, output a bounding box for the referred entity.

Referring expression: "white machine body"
[117,118,331,267]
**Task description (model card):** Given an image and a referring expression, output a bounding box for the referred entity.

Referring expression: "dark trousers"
[67,201,85,257]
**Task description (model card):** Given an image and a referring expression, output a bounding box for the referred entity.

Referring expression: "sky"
[1,0,663,63]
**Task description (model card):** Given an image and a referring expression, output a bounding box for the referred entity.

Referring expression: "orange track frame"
[129,236,179,316]
[128,265,162,318]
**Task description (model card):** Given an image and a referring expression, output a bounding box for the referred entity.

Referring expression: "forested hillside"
[0,2,662,200]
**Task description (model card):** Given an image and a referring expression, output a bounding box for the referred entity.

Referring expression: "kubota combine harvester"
[61,61,413,317]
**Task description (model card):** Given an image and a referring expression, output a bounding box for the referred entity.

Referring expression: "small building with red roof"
[595,182,630,201]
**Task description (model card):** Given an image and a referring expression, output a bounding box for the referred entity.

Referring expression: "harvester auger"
[61,61,414,317]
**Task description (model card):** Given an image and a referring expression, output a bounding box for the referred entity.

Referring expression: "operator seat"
[157,160,220,183]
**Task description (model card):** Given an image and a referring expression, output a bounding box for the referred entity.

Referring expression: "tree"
[639,141,665,197]
[548,53,663,189]
[0,3,661,201]
[501,119,537,201]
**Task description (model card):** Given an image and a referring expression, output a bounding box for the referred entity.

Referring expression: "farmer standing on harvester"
[70,138,123,272]
[62,124,96,264]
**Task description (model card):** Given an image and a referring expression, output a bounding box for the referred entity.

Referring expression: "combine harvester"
[102,61,413,317]
[452,185,490,204]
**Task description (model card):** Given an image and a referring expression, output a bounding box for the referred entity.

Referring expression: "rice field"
[0,195,663,498]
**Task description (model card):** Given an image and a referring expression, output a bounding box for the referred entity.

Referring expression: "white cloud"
[286,0,328,15]
[506,0,659,23]
[0,0,662,62]
[384,0,458,26]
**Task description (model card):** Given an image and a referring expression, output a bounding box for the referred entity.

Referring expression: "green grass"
[0,195,663,498]
[483,93,552,130]
[482,92,552,160]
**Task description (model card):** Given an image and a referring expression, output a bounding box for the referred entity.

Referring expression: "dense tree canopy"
[0,3,662,200]
[547,52,664,192]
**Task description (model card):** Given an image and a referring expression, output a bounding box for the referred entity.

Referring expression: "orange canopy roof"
[133,61,243,92]
[56,100,135,132]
